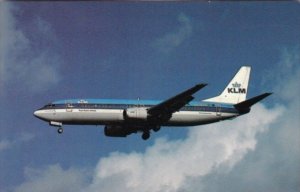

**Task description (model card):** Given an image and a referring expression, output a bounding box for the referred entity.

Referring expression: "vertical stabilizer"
[204,66,251,104]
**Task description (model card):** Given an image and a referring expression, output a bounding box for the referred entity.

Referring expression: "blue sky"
[0,2,299,192]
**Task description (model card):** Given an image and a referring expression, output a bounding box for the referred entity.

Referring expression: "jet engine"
[104,124,161,140]
[124,107,148,121]
[104,125,132,137]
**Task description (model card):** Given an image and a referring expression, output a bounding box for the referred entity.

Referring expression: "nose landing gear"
[49,121,63,134]
[57,127,64,134]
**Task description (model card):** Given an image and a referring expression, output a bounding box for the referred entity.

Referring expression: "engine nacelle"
[104,125,128,137]
[124,107,148,121]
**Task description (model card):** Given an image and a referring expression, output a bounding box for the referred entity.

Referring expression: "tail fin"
[204,66,251,104]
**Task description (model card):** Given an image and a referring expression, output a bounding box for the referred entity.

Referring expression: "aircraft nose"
[33,109,52,121]
[33,110,41,118]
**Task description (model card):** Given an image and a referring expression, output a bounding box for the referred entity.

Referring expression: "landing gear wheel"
[142,132,150,140]
[153,126,160,132]
[57,127,63,134]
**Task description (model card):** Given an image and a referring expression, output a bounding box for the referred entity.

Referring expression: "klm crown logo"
[232,82,241,88]
[228,82,246,94]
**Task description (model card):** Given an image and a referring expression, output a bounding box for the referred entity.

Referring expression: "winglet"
[234,92,272,113]
[190,83,208,94]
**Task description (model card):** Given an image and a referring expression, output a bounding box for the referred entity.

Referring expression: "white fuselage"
[34,106,239,127]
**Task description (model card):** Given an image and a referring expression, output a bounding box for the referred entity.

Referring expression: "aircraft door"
[216,105,222,116]
[66,102,73,112]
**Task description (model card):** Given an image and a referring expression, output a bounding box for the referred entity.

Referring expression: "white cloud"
[153,13,192,53]
[84,104,282,192]
[0,133,35,152]
[188,47,300,192]
[274,47,300,101]
[0,3,61,94]
[0,139,11,152]
[12,103,283,192]
[14,165,89,192]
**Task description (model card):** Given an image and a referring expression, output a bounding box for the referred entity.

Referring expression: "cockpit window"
[44,104,55,108]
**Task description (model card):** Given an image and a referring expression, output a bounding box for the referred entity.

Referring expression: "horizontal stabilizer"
[234,92,272,111]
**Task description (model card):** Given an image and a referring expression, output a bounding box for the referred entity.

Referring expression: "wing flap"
[148,84,207,116]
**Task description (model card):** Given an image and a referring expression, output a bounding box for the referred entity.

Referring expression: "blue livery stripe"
[42,102,238,114]
[52,99,233,108]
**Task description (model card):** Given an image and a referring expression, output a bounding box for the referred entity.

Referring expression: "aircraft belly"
[49,109,124,124]
[166,111,237,126]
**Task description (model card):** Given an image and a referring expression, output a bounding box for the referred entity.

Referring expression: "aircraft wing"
[147,84,207,119]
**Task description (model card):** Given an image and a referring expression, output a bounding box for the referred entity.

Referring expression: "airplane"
[33,66,272,140]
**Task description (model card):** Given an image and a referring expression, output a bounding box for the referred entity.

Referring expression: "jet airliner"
[34,66,272,140]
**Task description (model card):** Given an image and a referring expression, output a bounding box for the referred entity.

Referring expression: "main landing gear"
[141,126,160,140]
[142,131,150,140]
[152,126,160,132]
